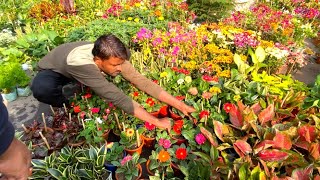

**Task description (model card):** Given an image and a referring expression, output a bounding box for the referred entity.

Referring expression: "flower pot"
[146,159,156,176]
[102,129,111,140]
[115,164,142,180]
[104,163,117,175]
[67,133,86,147]
[168,106,182,120]
[141,134,155,149]
[17,86,31,97]
[170,163,183,177]
[125,138,144,155]
[2,88,17,102]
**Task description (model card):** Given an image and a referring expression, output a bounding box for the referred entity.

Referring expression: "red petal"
[258,149,289,161]
[273,132,292,150]
[258,104,275,125]
[254,140,274,154]
[234,140,252,156]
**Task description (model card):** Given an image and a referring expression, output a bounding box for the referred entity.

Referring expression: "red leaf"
[294,141,310,150]
[229,104,243,128]
[309,143,320,160]
[298,125,316,143]
[200,127,218,147]
[237,101,246,112]
[273,132,292,150]
[291,165,313,180]
[258,104,275,125]
[254,140,274,154]
[233,140,252,157]
[314,175,320,180]
[213,120,225,142]
[258,149,289,161]
[251,102,262,115]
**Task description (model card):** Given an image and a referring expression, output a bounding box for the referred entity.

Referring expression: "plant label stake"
[136,130,140,147]
[63,103,68,113]
[81,118,86,129]
[122,122,126,132]
[114,112,121,130]
[69,113,72,122]
[41,113,47,132]
[21,124,29,133]
[74,93,77,100]
[39,131,50,149]
[50,105,55,115]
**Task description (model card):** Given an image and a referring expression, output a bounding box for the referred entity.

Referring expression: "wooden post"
[114,112,121,130]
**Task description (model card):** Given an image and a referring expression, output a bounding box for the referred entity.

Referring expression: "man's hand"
[0,138,31,180]
[156,117,172,131]
[179,103,196,116]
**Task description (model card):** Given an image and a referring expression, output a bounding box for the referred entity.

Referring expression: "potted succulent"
[111,152,146,180]
[0,63,20,101]
[119,126,144,155]
[104,142,125,175]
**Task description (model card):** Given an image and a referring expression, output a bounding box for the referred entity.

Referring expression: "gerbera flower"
[91,107,100,114]
[126,128,135,137]
[73,106,81,113]
[146,98,155,106]
[145,122,155,131]
[223,103,234,113]
[158,149,170,162]
[133,91,139,97]
[195,133,206,145]
[175,148,187,160]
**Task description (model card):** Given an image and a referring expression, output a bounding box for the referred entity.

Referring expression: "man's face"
[94,57,125,76]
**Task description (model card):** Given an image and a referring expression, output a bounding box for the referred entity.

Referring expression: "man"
[0,96,31,180]
[31,34,195,129]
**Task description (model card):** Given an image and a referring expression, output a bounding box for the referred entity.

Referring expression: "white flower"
[177,78,184,85]
[96,117,103,124]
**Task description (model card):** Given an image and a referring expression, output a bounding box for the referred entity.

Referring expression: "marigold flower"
[195,133,206,145]
[74,106,81,113]
[175,148,187,160]
[126,128,135,137]
[154,9,162,17]
[145,121,155,131]
[158,149,170,162]
[209,87,221,94]
[121,155,132,166]
[91,107,100,114]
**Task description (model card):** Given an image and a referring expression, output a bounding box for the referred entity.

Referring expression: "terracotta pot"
[168,107,182,120]
[141,134,155,148]
[102,129,111,140]
[171,163,183,177]
[146,159,155,176]
[115,164,142,180]
[125,137,144,155]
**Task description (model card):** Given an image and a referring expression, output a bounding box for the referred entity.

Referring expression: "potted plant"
[119,126,144,155]
[169,119,187,145]
[146,149,175,178]
[139,121,157,148]
[111,152,146,180]
[15,64,31,97]
[0,63,20,101]
[104,142,125,175]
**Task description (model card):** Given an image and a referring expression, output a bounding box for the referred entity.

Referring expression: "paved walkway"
[6,39,320,130]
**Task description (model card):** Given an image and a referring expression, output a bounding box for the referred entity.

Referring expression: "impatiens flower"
[83,93,92,99]
[91,107,100,114]
[175,148,187,160]
[199,110,210,119]
[158,149,170,162]
[133,91,139,97]
[145,121,156,131]
[74,106,81,113]
[188,87,198,96]
[195,133,206,145]
[121,155,132,166]
[126,128,135,137]
[146,98,155,106]
[105,108,110,114]
[202,92,213,99]
[223,103,235,113]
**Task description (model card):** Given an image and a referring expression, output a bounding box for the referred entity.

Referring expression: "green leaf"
[250,166,261,180]
[255,46,266,63]
[192,151,211,163]
[233,53,243,69]
[31,159,46,168]
[248,48,258,64]
[239,163,249,180]
[48,168,63,179]
[89,146,98,160]
[210,146,219,161]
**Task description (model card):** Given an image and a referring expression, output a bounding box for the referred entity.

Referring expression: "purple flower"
[195,133,206,145]
[121,155,132,166]
[172,46,180,56]
[136,28,152,41]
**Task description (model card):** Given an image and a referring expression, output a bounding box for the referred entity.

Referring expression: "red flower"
[145,122,156,131]
[80,111,86,119]
[74,106,81,113]
[105,108,110,114]
[223,103,235,113]
[174,120,184,128]
[153,80,159,84]
[172,120,184,135]
[83,93,92,99]
[133,91,139,97]
[199,110,210,119]
[175,148,187,160]
[146,98,155,106]
[175,96,185,101]
[71,102,75,107]
[202,75,218,82]
[91,107,100,114]
[97,127,102,131]
[159,106,168,117]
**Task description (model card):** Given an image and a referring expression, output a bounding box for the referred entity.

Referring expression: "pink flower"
[195,133,206,145]
[105,108,110,114]
[159,138,165,146]
[121,155,132,166]
[91,107,100,114]
[145,122,156,131]
[80,111,86,119]
[202,92,213,99]
[163,139,171,149]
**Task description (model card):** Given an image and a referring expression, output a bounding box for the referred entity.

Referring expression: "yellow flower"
[158,16,164,21]
[209,87,221,95]
[141,6,147,10]
[160,72,168,78]
[218,70,231,78]
[127,17,133,21]
[124,5,130,10]
[134,18,140,22]
[135,3,141,7]
[126,128,134,137]
[121,19,126,22]
[185,76,192,83]
[233,95,241,102]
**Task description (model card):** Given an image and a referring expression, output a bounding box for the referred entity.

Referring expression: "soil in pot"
[125,138,144,155]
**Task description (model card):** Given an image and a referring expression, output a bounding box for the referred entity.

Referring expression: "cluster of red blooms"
[171,67,190,75]
[201,75,219,83]
[103,3,123,18]
[172,120,184,135]
[146,98,155,106]
[199,110,210,119]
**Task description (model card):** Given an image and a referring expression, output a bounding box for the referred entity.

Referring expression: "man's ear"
[126,47,131,60]
[94,56,102,66]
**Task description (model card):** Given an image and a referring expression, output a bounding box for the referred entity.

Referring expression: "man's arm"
[0,96,31,179]
[121,61,195,115]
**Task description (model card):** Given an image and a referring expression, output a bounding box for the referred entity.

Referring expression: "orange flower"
[157,149,170,162]
[154,9,162,17]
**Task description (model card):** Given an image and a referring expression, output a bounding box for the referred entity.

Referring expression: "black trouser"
[31,70,71,107]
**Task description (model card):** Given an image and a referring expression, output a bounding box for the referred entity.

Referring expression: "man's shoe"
[62,83,81,98]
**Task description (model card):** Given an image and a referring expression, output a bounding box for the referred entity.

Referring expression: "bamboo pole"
[114,112,121,130]
[49,105,55,115]
[136,130,140,147]
[81,118,86,129]
[21,124,29,133]
[69,113,72,122]
[63,103,68,113]
[41,113,47,132]
[122,122,126,132]
[39,131,50,149]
